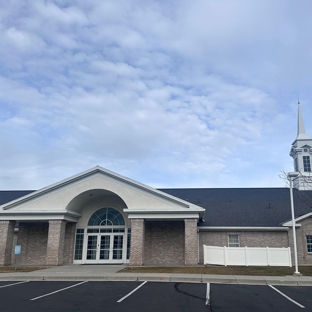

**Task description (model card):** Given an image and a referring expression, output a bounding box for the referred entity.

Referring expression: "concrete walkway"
[0,265,312,286]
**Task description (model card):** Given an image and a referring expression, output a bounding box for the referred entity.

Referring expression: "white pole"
[289,176,300,275]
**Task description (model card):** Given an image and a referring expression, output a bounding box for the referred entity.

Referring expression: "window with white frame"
[303,156,311,172]
[228,234,239,247]
[307,235,312,253]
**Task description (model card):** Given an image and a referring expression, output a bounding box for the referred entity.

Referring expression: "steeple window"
[303,156,311,172]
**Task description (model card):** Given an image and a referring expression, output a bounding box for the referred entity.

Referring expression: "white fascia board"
[282,212,312,226]
[124,208,203,214]
[125,208,201,219]
[0,215,79,222]
[198,226,289,232]
[127,213,200,219]
[0,210,81,222]
[282,221,303,227]
[1,166,204,211]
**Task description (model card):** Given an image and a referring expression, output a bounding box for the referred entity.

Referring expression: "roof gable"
[282,212,312,226]
[0,166,204,214]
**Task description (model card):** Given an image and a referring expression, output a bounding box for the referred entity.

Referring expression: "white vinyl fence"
[203,245,292,267]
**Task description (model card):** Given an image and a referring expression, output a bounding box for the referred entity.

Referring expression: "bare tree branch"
[279,170,312,210]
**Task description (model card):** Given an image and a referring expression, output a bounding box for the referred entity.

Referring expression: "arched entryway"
[74,207,130,264]
[84,207,127,263]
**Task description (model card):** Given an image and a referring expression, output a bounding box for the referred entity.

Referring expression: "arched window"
[88,207,125,226]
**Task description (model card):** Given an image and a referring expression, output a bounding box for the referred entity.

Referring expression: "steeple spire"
[290,102,312,190]
[297,101,311,140]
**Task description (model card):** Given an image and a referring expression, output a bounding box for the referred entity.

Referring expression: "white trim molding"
[282,212,312,226]
[0,210,81,222]
[198,226,289,232]
[124,208,203,220]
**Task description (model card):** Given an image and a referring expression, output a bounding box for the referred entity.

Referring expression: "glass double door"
[86,233,124,263]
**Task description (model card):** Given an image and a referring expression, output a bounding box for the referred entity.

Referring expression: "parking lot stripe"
[117,281,148,303]
[205,283,210,305]
[30,281,87,301]
[0,281,28,288]
[269,285,305,309]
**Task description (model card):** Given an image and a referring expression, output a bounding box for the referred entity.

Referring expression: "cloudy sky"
[0,0,311,190]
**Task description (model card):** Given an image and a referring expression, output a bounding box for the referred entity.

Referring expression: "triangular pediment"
[300,144,312,149]
[0,166,204,218]
[282,212,312,227]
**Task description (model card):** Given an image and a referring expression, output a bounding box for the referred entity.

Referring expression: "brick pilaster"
[185,219,198,265]
[0,221,14,266]
[46,220,66,266]
[129,219,145,265]
[64,222,76,265]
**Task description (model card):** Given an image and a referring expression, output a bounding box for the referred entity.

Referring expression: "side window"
[303,156,311,172]
[228,234,239,247]
[306,235,312,253]
[74,229,85,260]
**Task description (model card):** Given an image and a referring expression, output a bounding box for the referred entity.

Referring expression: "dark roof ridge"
[0,190,36,192]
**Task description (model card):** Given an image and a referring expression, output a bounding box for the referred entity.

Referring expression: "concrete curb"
[1,273,312,285]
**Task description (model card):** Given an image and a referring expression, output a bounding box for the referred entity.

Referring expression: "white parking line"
[117,281,147,303]
[30,281,87,301]
[0,281,28,288]
[269,285,305,309]
[206,283,210,305]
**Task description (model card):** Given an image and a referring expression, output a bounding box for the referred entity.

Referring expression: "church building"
[1,104,312,267]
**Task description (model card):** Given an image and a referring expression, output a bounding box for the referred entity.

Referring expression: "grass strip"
[119,265,312,276]
[0,267,46,273]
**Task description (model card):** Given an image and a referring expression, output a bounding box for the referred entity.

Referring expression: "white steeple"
[290,102,312,190]
[297,102,311,140]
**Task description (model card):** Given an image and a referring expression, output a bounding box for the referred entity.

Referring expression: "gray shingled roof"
[1,188,312,227]
[160,188,312,227]
[0,191,35,205]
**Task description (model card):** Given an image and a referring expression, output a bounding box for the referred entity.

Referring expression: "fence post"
[266,246,270,266]
[224,246,227,266]
[288,247,292,267]
[203,245,206,265]
[245,246,248,266]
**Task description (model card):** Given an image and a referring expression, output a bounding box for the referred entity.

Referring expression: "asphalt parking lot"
[0,281,311,311]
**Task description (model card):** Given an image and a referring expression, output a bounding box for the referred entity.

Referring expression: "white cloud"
[0,0,311,189]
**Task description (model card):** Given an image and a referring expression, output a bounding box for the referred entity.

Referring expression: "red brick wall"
[16,222,49,266]
[144,221,184,265]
